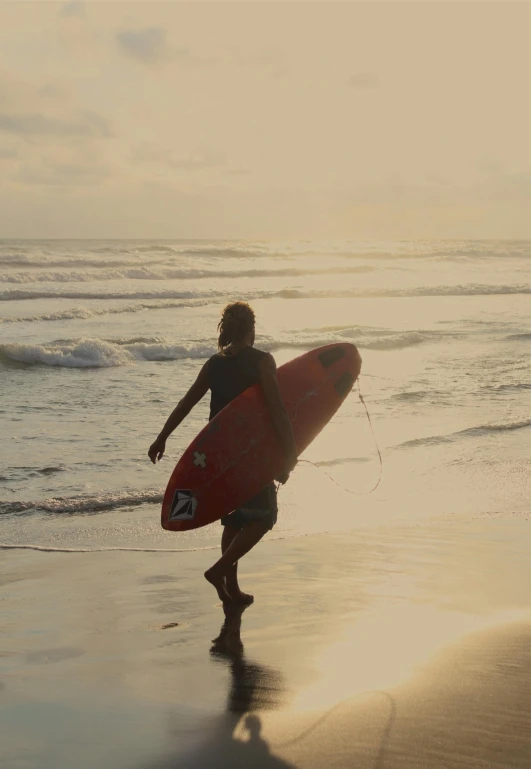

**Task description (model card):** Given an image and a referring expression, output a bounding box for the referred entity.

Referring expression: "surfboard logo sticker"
[193,451,207,469]
[169,489,198,521]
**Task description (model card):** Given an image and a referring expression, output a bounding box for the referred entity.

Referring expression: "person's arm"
[258,353,298,483]
[148,361,210,463]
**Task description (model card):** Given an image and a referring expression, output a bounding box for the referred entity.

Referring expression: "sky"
[0,1,529,239]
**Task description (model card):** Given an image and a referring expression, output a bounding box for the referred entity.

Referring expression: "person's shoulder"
[205,353,222,374]
[247,347,272,365]
[248,346,269,359]
[255,350,276,374]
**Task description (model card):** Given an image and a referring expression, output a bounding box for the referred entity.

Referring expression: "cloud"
[60,1,85,18]
[130,144,173,165]
[476,170,531,203]
[475,163,531,201]
[116,27,192,67]
[348,73,379,89]
[37,82,73,101]
[131,144,225,171]
[0,111,112,138]
[170,148,225,171]
[16,162,110,187]
[239,49,290,78]
[0,146,18,159]
[424,170,451,186]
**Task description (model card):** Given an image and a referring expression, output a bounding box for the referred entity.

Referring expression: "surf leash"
[270,689,396,764]
[283,377,383,496]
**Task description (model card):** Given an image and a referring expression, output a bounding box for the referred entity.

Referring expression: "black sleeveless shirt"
[208,346,268,420]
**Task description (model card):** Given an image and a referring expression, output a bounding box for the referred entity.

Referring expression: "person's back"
[208,345,268,420]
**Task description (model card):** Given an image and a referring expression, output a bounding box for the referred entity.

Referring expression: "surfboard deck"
[161,343,361,531]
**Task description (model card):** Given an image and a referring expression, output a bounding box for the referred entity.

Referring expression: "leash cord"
[281,377,383,496]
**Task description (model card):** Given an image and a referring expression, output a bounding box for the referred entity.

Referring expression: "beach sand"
[1,516,530,769]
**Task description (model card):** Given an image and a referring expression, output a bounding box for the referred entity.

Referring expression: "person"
[148,301,298,605]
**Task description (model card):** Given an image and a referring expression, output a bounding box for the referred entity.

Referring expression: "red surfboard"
[161,343,361,531]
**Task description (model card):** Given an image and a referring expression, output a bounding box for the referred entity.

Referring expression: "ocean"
[1,239,530,554]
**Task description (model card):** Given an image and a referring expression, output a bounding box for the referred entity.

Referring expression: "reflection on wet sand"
[146,605,294,769]
[210,604,285,713]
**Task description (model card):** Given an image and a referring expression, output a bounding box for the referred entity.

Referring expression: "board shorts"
[221,482,278,531]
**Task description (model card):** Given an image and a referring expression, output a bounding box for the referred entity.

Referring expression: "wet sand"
[1,517,530,769]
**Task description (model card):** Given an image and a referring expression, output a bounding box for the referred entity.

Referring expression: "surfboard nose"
[318,344,346,368]
[318,343,361,375]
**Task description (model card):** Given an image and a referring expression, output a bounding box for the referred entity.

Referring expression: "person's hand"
[148,436,166,464]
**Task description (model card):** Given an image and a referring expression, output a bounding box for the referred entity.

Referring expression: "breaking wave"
[0,287,225,302]
[313,456,370,467]
[481,383,531,393]
[0,338,218,368]
[0,265,375,284]
[0,543,217,553]
[0,489,163,517]
[0,258,170,269]
[391,389,448,402]
[397,418,531,449]
[0,328,442,368]
[360,332,428,350]
[1,239,528,268]
[271,330,438,351]
[0,244,270,267]
[0,297,213,323]
[273,284,531,300]
[0,466,66,483]
[2,283,529,303]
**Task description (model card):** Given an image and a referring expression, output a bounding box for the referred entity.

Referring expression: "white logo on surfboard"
[169,489,198,521]
[193,451,207,469]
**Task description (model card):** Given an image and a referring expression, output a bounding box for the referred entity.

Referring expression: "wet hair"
[217,301,255,352]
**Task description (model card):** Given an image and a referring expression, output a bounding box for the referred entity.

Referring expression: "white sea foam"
[397,419,531,449]
[0,543,217,553]
[1,283,529,303]
[0,297,212,323]
[274,284,531,300]
[360,332,427,350]
[0,287,223,301]
[0,489,164,516]
[0,337,219,367]
[0,329,444,368]
[0,265,375,284]
[0,239,528,270]
[0,338,223,367]
[0,339,135,368]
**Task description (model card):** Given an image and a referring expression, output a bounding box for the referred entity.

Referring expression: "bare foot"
[230,591,254,606]
[204,568,233,604]
[210,630,244,656]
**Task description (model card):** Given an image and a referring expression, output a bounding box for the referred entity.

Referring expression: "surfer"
[148,301,298,605]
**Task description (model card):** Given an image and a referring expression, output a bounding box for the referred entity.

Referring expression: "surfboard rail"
[162,343,361,531]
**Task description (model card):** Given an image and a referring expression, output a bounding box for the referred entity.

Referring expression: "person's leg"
[221,525,243,600]
[221,524,255,604]
[205,521,269,602]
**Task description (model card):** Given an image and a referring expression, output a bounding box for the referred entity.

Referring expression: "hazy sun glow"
[0,2,529,238]
[289,606,530,712]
